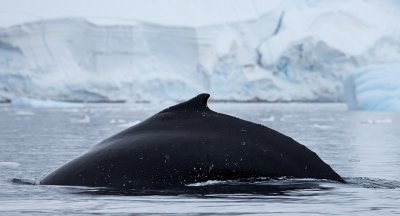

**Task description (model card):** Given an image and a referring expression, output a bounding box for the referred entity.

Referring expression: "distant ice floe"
[260,116,275,122]
[0,162,20,169]
[11,97,83,108]
[345,64,400,111]
[361,118,393,124]
[110,118,142,127]
[15,110,35,116]
[70,115,91,124]
[117,120,141,128]
[110,119,128,124]
[311,124,333,130]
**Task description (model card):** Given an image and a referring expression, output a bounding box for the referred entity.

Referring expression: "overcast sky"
[0,0,282,27]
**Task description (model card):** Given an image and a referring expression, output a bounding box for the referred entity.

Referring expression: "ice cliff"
[1,0,400,103]
[345,64,400,111]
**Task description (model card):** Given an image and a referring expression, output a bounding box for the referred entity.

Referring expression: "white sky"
[0,0,282,27]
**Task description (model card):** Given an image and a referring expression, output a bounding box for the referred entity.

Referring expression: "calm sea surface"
[0,102,399,215]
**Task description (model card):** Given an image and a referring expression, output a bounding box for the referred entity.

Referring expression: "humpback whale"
[41,93,344,189]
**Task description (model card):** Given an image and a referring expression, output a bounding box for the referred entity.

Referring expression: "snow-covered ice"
[0,0,400,103]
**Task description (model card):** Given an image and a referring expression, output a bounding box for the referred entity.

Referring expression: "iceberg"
[11,97,82,108]
[344,64,400,111]
[0,162,20,169]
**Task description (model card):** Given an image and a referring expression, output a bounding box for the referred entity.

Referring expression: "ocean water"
[0,102,399,215]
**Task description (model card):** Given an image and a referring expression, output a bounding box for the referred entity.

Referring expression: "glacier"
[345,64,400,111]
[1,0,400,103]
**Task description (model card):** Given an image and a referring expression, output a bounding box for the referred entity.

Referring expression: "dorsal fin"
[160,93,210,113]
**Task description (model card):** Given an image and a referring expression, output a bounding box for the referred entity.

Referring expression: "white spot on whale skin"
[241,141,246,146]
[163,155,170,164]
[208,163,214,172]
[0,162,20,169]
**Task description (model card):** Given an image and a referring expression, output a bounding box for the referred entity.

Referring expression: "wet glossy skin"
[41,94,344,189]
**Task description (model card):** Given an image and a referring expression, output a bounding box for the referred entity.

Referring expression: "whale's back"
[41,94,344,188]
